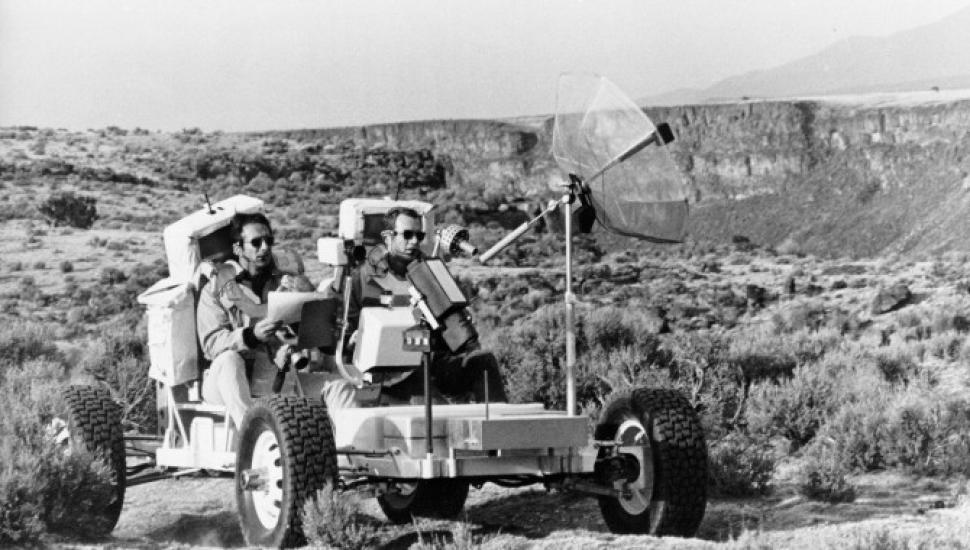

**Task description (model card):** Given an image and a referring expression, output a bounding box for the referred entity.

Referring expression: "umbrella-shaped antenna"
[552,73,689,243]
[479,74,690,415]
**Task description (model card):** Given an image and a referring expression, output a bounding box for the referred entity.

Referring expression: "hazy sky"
[2,0,969,132]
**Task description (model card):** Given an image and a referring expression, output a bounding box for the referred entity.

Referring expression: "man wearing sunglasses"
[197,213,355,432]
[345,207,507,403]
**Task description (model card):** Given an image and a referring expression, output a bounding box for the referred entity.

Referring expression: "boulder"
[871,283,912,314]
[783,275,796,296]
[745,284,767,309]
[805,283,825,296]
[732,235,756,251]
[640,306,670,334]
[952,315,970,333]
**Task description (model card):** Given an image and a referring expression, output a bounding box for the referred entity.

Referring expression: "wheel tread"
[596,387,708,537]
[61,384,126,534]
[631,387,708,536]
[238,396,337,548]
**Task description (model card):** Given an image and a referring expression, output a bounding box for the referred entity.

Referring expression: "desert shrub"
[838,530,909,550]
[787,328,843,364]
[488,303,608,410]
[0,471,44,544]
[770,298,829,333]
[0,322,61,375]
[870,346,918,384]
[79,320,155,432]
[25,445,116,538]
[38,192,98,229]
[817,396,893,471]
[3,358,69,425]
[840,527,970,550]
[745,354,860,449]
[584,306,668,361]
[411,519,482,550]
[897,297,970,335]
[822,382,970,475]
[302,484,381,550]
[0,358,116,544]
[774,237,803,257]
[662,329,740,436]
[728,326,799,382]
[98,267,127,285]
[796,448,856,503]
[895,308,924,329]
[583,306,636,351]
[923,331,965,362]
[707,434,776,497]
[592,344,673,397]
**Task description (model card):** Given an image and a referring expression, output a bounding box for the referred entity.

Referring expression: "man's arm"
[197,280,257,360]
[345,269,363,337]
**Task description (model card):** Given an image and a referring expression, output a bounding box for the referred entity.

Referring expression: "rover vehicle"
[59,74,707,548]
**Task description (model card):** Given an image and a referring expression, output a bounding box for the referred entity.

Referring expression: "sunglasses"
[394,230,426,242]
[246,236,275,248]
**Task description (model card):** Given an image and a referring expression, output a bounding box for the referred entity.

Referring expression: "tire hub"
[614,418,655,516]
[383,481,418,508]
[248,429,284,529]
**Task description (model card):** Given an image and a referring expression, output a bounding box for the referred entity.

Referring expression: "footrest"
[174,401,227,414]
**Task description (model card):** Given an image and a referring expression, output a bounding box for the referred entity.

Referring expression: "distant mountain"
[642,6,970,105]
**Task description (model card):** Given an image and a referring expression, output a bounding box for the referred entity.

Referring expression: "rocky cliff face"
[652,99,970,199]
[653,98,970,257]
[254,118,556,197]
[268,95,970,258]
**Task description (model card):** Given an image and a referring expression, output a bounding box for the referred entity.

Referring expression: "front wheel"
[595,387,707,536]
[377,479,469,524]
[235,396,337,548]
[61,385,127,536]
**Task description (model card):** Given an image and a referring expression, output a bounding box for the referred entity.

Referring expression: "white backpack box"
[163,195,264,283]
[138,278,198,386]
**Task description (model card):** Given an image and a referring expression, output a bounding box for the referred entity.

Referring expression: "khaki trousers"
[202,350,358,431]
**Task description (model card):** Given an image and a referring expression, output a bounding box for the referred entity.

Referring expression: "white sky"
[2,0,969,132]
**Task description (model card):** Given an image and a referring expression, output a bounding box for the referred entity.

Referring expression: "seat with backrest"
[141,195,265,443]
[317,199,436,391]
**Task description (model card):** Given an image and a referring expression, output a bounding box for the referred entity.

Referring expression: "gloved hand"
[280,273,314,292]
[274,343,310,371]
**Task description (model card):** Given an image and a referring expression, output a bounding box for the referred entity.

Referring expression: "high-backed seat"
[317,199,436,387]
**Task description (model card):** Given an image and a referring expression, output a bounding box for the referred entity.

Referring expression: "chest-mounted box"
[406,258,477,353]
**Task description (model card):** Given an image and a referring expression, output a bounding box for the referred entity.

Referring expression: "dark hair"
[384,207,421,231]
[230,212,273,243]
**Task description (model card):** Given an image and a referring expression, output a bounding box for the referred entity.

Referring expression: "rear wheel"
[377,479,469,524]
[61,385,127,535]
[236,396,337,548]
[595,387,707,536]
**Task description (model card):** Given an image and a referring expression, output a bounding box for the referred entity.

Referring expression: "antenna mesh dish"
[552,73,690,242]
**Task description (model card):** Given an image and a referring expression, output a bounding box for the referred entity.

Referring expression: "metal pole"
[423,351,434,459]
[484,370,490,420]
[564,194,576,417]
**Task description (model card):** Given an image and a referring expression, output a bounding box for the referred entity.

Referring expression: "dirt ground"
[48,469,969,549]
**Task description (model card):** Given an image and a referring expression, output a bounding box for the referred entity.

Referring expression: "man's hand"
[253,318,283,342]
[275,325,299,346]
